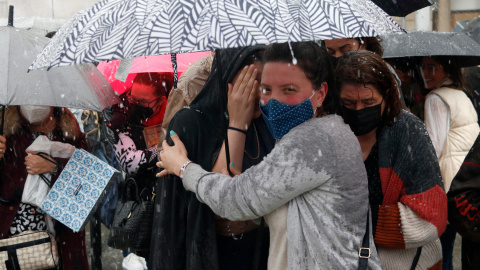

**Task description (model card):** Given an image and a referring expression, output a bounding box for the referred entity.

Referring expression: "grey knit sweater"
[182,115,383,269]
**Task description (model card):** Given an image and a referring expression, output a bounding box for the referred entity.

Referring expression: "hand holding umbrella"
[0,135,5,159]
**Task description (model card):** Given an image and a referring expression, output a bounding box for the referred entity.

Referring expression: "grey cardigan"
[182,115,383,269]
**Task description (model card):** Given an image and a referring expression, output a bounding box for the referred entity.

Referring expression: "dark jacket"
[149,46,273,270]
[0,106,89,270]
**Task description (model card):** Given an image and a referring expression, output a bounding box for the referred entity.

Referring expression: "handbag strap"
[35,152,59,167]
[410,247,422,270]
[358,209,371,270]
[35,152,58,188]
[121,177,141,203]
[6,249,20,270]
[39,174,53,188]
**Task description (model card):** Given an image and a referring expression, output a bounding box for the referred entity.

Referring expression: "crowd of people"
[0,37,479,270]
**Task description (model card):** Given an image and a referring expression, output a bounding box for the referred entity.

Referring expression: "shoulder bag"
[107,177,155,252]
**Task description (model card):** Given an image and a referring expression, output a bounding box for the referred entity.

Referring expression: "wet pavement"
[85,223,123,270]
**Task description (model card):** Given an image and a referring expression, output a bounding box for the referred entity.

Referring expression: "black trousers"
[462,237,480,270]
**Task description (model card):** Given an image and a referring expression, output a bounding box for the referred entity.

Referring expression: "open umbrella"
[381,31,480,67]
[97,51,211,94]
[370,0,433,17]
[1,6,120,111]
[29,0,403,70]
[0,6,120,204]
[460,16,480,45]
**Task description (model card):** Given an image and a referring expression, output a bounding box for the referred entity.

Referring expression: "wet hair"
[427,56,469,95]
[320,37,383,56]
[241,49,264,67]
[335,50,402,126]
[263,41,339,115]
[133,72,173,97]
[360,37,383,57]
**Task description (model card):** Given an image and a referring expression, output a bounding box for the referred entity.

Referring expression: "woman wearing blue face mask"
[336,50,447,270]
[157,42,383,270]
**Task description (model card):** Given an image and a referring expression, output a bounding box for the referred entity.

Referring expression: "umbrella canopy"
[29,0,403,70]
[370,0,433,17]
[460,16,480,45]
[381,31,480,67]
[97,52,211,94]
[1,25,119,111]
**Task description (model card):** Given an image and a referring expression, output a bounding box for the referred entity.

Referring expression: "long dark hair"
[428,56,470,96]
[262,42,339,115]
[335,50,402,126]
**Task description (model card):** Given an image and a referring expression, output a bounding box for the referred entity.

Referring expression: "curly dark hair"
[263,42,340,115]
[335,50,402,126]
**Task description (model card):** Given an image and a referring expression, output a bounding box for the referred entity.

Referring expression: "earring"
[317,102,322,107]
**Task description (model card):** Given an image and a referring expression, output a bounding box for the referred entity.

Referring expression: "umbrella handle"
[0,188,21,205]
[8,6,14,27]
[171,53,178,89]
[0,105,4,136]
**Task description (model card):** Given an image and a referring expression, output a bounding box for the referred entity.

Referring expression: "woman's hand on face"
[0,135,6,159]
[156,131,190,178]
[24,151,56,175]
[228,65,259,130]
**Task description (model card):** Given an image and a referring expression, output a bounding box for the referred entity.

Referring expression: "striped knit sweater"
[373,111,447,270]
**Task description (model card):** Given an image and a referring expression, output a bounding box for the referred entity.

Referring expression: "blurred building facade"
[0,0,97,33]
[395,0,480,31]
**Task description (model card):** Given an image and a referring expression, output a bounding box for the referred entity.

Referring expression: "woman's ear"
[314,82,328,107]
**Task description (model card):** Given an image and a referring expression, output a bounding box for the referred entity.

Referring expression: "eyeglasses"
[126,90,165,108]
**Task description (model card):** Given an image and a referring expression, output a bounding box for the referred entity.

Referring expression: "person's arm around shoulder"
[158,125,336,220]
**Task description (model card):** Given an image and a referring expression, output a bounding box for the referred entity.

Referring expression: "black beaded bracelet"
[227,126,247,135]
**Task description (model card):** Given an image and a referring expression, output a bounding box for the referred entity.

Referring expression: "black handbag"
[447,133,480,242]
[107,177,155,252]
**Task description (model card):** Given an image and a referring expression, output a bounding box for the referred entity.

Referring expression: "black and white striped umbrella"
[30,0,403,70]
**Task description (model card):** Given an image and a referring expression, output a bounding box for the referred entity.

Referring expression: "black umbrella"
[371,0,433,17]
[381,31,480,67]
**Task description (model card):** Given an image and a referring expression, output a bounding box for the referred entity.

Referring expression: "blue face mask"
[260,92,316,139]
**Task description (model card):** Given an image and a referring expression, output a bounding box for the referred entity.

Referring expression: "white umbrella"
[29,0,404,70]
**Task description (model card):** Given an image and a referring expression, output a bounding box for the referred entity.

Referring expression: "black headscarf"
[149,45,272,270]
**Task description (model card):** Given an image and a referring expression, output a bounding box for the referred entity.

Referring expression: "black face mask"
[327,54,339,69]
[342,102,382,136]
[125,103,154,124]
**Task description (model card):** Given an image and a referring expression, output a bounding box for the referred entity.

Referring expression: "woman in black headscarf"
[149,46,274,270]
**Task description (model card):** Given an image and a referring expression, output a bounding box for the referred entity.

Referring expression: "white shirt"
[424,93,450,158]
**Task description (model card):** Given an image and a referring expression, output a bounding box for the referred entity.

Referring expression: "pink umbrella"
[97,51,211,94]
